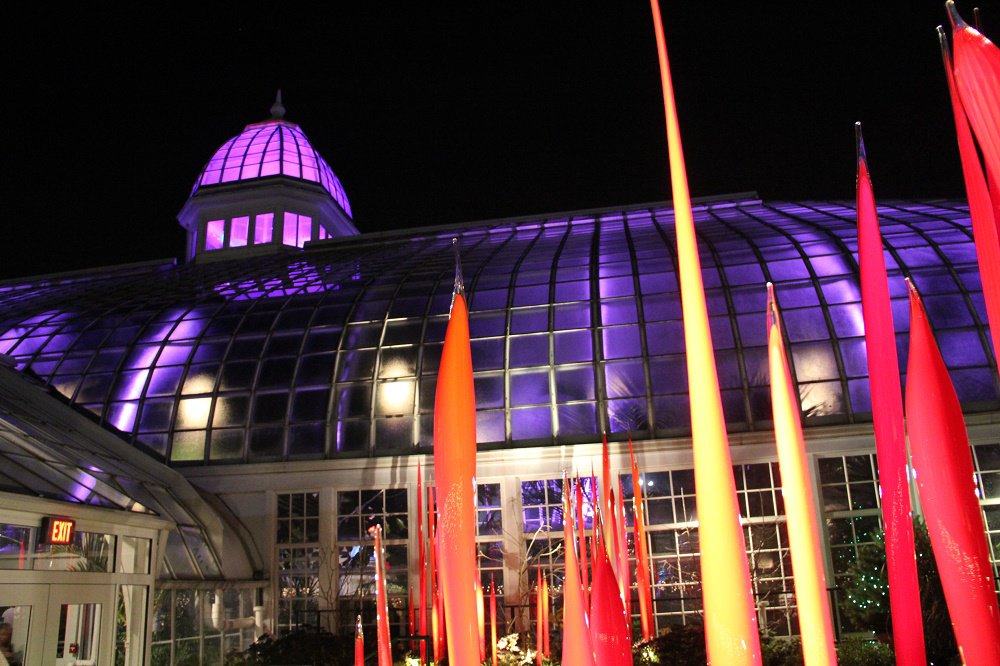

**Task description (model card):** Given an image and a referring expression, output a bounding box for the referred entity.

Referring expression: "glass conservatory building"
[0,105,998,664]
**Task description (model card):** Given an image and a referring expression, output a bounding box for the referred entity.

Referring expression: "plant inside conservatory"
[840,517,958,665]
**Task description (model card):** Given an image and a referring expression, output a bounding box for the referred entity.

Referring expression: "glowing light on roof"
[193,119,352,218]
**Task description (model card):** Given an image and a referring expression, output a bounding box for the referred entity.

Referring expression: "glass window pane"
[254,213,274,244]
[230,216,249,247]
[205,220,225,251]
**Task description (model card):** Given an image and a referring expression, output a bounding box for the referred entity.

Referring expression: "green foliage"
[835,636,893,666]
[759,635,803,666]
[224,628,355,666]
[840,518,959,664]
[635,625,895,665]
[633,623,707,666]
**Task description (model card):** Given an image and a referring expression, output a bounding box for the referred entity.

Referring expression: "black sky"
[1,3,989,280]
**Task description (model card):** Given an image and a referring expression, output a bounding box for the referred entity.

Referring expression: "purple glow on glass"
[157,341,194,364]
[169,320,206,341]
[231,216,249,247]
[41,332,74,352]
[601,325,641,358]
[194,120,352,217]
[511,406,552,439]
[254,213,274,244]
[206,220,225,251]
[297,215,312,247]
[283,213,297,246]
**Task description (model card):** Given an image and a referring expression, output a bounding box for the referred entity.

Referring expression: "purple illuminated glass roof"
[0,197,995,465]
[193,120,352,217]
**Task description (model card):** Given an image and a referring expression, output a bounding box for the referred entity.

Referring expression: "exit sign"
[40,517,75,545]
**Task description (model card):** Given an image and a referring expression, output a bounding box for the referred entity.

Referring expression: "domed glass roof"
[192,119,352,218]
[0,197,994,464]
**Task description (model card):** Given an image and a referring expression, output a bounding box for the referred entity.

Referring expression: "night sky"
[2,3,990,280]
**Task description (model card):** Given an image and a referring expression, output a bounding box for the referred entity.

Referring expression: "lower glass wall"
[972,442,1000,595]
[150,588,259,666]
[817,445,1000,634]
[519,463,795,638]
[620,462,795,636]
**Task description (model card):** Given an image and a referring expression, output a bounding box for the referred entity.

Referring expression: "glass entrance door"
[0,584,44,666]
[46,585,113,666]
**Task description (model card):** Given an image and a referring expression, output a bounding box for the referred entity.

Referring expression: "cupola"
[177,92,358,261]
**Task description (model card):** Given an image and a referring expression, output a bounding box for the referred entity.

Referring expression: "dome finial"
[270,89,286,119]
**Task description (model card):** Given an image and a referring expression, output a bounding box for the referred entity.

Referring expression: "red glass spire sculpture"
[939,25,1000,358]
[612,485,631,632]
[905,280,1000,664]
[648,1,761,661]
[589,536,631,665]
[949,1,1000,197]
[855,124,926,664]
[355,615,364,666]
[408,587,415,654]
[374,526,392,666]
[601,433,615,576]
[417,462,427,664]
[767,284,837,665]
[432,240,480,666]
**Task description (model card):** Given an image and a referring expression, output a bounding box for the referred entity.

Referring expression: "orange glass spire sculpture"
[576,478,591,609]
[855,124,926,664]
[476,578,486,663]
[629,437,655,641]
[590,469,600,580]
[905,280,1000,664]
[490,575,498,666]
[374,526,392,666]
[648,1,761,662]
[428,486,443,662]
[536,566,544,666]
[562,477,596,666]
[542,572,550,657]
[432,240,480,666]
[766,284,837,665]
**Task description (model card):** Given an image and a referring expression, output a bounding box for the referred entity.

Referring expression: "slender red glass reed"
[905,281,1000,665]
[855,125,926,664]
